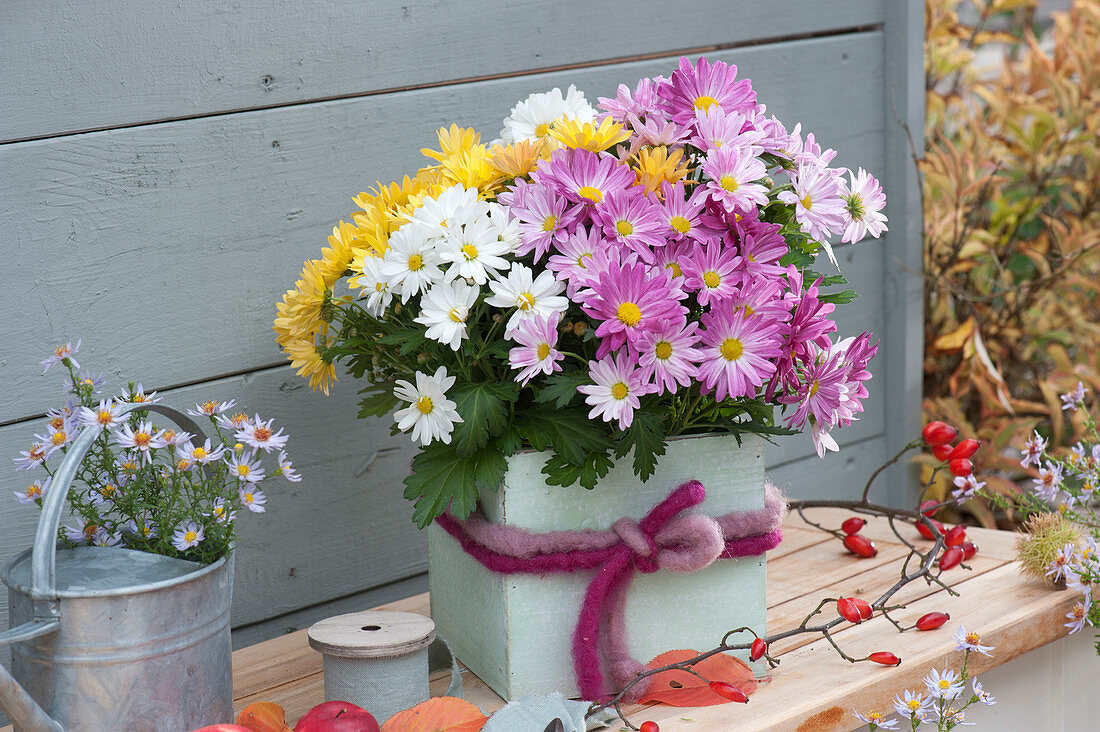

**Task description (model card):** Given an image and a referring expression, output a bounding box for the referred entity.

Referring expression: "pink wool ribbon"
[434,480,786,701]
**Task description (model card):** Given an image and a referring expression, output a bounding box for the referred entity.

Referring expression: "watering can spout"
[0,645,64,731]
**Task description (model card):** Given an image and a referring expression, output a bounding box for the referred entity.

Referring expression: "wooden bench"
[3,507,1088,731]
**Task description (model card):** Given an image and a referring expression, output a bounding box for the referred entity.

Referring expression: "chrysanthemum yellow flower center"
[615,220,634,236]
[809,381,820,397]
[720,338,744,361]
[97,410,113,424]
[121,461,138,472]
[416,396,434,414]
[448,307,466,323]
[845,193,865,220]
[616,302,643,327]
[801,194,813,210]
[237,463,251,477]
[611,382,629,400]
[703,271,721,288]
[461,244,478,260]
[133,431,151,448]
[84,524,99,537]
[29,445,46,460]
[408,254,424,271]
[82,378,94,386]
[577,186,604,203]
[230,413,249,427]
[669,216,691,234]
[101,484,116,496]
[667,262,683,278]
[518,292,536,311]
[694,95,719,110]
[535,123,551,137]
[576,253,592,268]
[537,343,551,360]
[720,175,739,192]
[542,215,557,232]
[655,341,673,360]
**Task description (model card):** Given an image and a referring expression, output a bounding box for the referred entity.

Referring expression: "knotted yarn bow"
[434,480,786,701]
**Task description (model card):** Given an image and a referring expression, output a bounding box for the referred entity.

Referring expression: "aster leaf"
[542,450,614,490]
[403,444,505,528]
[534,373,589,409]
[449,382,517,456]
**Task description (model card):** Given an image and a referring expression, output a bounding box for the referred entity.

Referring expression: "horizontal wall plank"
[0,32,886,424]
[0,1,883,143]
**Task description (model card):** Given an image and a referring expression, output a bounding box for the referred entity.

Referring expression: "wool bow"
[434,479,786,700]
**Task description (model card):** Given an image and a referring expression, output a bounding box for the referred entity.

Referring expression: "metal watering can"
[0,404,234,731]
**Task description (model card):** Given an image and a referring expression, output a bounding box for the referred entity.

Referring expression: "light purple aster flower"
[1061,381,1088,411]
[779,348,848,431]
[40,340,81,374]
[508,313,565,386]
[1033,461,1065,503]
[1020,430,1048,468]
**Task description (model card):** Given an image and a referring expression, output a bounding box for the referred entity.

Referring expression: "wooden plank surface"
[0,1,884,143]
[212,509,1070,730]
[0,32,887,425]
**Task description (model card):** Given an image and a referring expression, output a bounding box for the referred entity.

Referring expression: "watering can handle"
[28,402,212,603]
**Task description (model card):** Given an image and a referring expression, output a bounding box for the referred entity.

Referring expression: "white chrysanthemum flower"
[172,521,205,551]
[486,263,569,335]
[488,202,522,253]
[381,224,444,302]
[439,216,512,285]
[353,255,393,316]
[500,84,596,143]
[392,366,464,447]
[414,281,480,351]
[409,185,485,241]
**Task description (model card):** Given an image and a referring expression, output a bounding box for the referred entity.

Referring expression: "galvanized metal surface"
[0,404,234,731]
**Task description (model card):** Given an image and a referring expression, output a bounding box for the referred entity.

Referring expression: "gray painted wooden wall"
[0,0,924,691]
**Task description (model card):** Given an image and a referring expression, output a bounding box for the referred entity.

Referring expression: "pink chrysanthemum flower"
[732,217,788,283]
[658,57,756,126]
[701,144,769,214]
[840,167,888,243]
[595,189,667,261]
[625,114,690,153]
[690,107,763,153]
[789,131,838,168]
[546,225,604,297]
[534,148,636,207]
[582,262,687,357]
[507,179,579,261]
[637,319,703,395]
[681,241,742,306]
[577,353,654,430]
[778,162,846,250]
[652,239,694,283]
[659,182,720,244]
[698,303,783,401]
[508,313,565,386]
[779,349,848,430]
[726,277,790,325]
[598,76,667,124]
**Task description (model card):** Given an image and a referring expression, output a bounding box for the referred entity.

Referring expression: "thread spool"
[308,609,436,723]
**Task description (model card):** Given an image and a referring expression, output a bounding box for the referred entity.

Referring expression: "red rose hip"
[837,597,864,624]
[750,637,768,662]
[640,722,660,732]
[709,681,749,703]
[869,651,901,666]
[841,516,867,535]
[939,546,964,571]
[945,525,967,547]
[961,541,978,560]
[916,518,945,540]
[932,443,955,461]
[843,533,878,558]
[916,611,950,630]
[922,421,958,446]
[948,458,973,477]
[948,438,981,460]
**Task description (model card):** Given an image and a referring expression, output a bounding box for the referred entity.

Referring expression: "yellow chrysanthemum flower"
[421,125,482,164]
[284,337,337,396]
[550,117,630,153]
[439,147,502,196]
[633,146,693,196]
[489,139,547,179]
[317,220,362,286]
[273,260,332,345]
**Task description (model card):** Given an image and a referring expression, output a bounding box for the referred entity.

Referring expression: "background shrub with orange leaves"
[922,0,1100,524]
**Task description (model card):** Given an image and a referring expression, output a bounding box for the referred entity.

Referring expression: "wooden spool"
[308,610,436,723]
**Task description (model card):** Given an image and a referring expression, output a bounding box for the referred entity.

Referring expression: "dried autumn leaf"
[236,701,292,732]
[379,697,487,732]
[638,649,758,707]
[932,317,974,353]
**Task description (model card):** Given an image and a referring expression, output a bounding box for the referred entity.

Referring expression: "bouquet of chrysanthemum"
[12,341,301,564]
[274,56,887,527]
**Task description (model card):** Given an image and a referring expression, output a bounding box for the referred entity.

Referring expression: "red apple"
[295,701,380,732]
